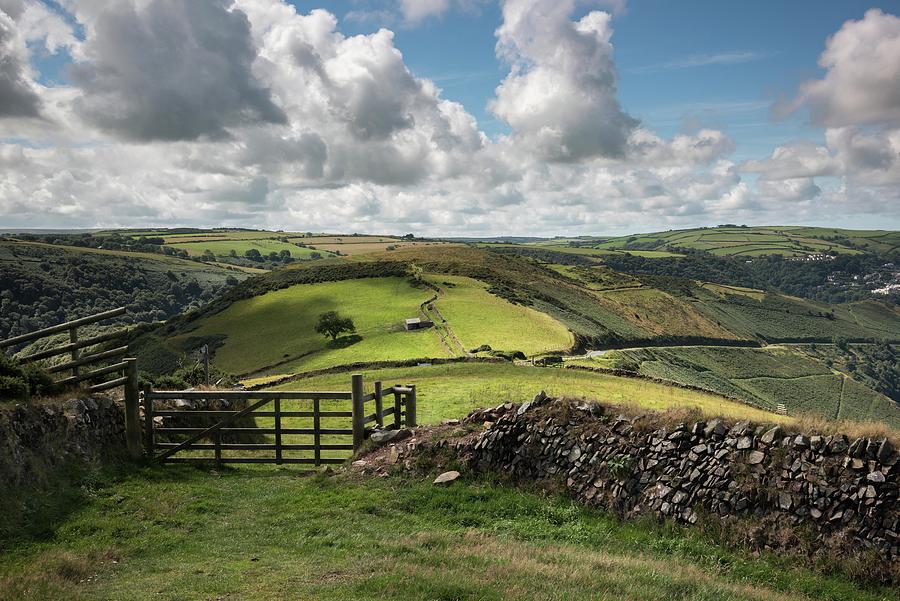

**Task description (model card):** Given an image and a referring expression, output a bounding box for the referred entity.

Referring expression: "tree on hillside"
[244,248,262,261]
[315,311,356,341]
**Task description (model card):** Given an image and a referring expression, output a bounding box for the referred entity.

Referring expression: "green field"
[599,346,900,427]
[170,277,449,376]
[167,239,332,259]
[4,465,888,601]
[480,243,684,259]
[565,225,900,257]
[428,275,573,356]
[163,270,577,378]
[109,229,456,261]
[268,363,786,424]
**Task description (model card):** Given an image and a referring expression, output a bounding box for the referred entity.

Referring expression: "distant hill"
[534,225,900,257]
[0,240,249,342]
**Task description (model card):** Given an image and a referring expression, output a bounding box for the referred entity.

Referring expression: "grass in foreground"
[268,363,788,424]
[1,466,891,601]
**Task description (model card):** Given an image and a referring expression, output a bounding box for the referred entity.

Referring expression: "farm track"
[420,287,469,357]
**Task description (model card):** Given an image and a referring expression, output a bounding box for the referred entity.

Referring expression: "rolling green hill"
[543,225,900,257]
[588,345,900,427]
[157,272,573,378]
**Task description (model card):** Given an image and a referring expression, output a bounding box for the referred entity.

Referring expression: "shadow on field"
[327,334,362,349]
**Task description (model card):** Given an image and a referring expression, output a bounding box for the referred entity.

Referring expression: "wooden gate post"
[351,373,365,450]
[374,381,383,429]
[406,384,417,428]
[123,358,142,459]
[393,384,402,430]
[143,383,154,457]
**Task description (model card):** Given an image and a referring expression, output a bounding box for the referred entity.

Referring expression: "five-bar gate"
[142,374,417,466]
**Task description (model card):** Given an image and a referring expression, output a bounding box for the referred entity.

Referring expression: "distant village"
[826,262,900,295]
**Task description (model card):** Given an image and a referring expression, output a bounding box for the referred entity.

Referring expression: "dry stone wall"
[0,396,126,489]
[462,395,899,565]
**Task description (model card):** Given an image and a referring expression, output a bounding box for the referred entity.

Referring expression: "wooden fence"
[0,307,142,457]
[141,374,416,466]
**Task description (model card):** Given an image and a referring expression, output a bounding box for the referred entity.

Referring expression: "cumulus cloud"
[778,8,900,127]
[0,4,41,118]
[68,0,286,141]
[742,142,840,180]
[490,0,638,161]
[4,0,893,234]
[401,0,450,25]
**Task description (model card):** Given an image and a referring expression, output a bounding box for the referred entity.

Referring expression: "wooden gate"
[142,374,417,466]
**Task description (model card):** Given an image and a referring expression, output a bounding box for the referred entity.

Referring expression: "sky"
[0,0,899,236]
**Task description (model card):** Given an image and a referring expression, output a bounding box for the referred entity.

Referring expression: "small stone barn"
[405,317,434,331]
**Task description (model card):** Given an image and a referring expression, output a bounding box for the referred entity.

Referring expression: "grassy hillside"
[268,363,784,424]
[167,238,333,259]
[162,271,575,378]
[565,225,900,257]
[593,346,900,427]
[116,229,455,260]
[427,275,573,356]
[169,277,448,376]
[0,240,247,341]
[4,467,887,601]
[392,246,897,345]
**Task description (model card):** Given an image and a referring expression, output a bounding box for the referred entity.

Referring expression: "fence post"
[274,397,282,465]
[406,384,417,428]
[143,383,154,458]
[123,358,142,459]
[374,381,383,429]
[393,384,402,430]
[351,373,365,451]
[69,327,79,378]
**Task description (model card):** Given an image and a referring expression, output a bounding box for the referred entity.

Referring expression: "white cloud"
[778,8,900,127]
[0,3,42,117]
[628,51,772,74]
[490,0,638,161]
[69,0,287,141]
[1,0,896,234]
[400,0,450,25]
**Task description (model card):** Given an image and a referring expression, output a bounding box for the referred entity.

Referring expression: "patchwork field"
[167,239,333,259]
[479,243,684,259]
[596,346,900,427]
[106,229,458,264]
[566,226,900,257]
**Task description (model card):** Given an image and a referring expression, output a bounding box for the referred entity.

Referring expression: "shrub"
[0,353,60,401]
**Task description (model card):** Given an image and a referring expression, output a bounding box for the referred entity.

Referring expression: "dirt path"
[421,286,470,357]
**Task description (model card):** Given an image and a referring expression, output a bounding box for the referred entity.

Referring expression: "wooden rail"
[1,308,142,457]
[0,307,131,390]
[142,374,417,467]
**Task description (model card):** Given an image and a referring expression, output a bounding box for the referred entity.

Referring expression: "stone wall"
[0,395,127,489]
[359,393,897,578]
[463,395,898,565]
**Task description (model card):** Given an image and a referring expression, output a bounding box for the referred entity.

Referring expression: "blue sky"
[303,0,887,158]
[1,1,899,234]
